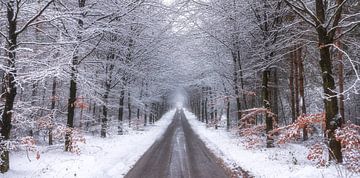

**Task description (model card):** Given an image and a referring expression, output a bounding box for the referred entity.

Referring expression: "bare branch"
[15,0,54,36]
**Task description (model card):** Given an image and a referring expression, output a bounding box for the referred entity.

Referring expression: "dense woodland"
[0,0,359,175]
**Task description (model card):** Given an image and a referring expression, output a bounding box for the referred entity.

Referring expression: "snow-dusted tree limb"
[333,21,360,40]
[0,31,10,44]
[283,0,319,27]
[77,33,104,65]
[15,0,54,35]
[325,0,349,29]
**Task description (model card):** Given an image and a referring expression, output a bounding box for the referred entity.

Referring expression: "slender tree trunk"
[128,91,132,127]
[118,88,125,135]
[272,69,279,124]
[144,104,148,126]
[337,29,345,124]
[234,70,242,126]
[289,53,296,123]
[205,95,208,125]
[65,0,86,152]
[101,96,108,138]
[294,48,300,118]
[65,68,77,152]
[209,88,214,123]
[262,70,274,148]
[227,97,230,130]
[137,82,143,128]
[297,46,307,140]
[201,94,205,122]
[49,77,57,145]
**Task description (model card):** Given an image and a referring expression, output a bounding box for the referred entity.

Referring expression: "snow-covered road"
[125,109,230,178]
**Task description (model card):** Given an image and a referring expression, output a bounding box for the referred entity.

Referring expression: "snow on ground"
[184,109,359,178]
[3,109,176,178]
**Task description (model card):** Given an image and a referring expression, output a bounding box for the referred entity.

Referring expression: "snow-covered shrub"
[307,143,327,167]
[335,123,360,173]
[271,113,325,144]
[238,108,273,148]
[0,136,39,163]
[52,126,86,154]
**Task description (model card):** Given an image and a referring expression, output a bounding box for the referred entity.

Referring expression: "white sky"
[163,0,174,5]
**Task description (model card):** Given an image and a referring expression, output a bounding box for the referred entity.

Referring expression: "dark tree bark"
[226,97,230,131]
[137,82,144,128]
[128,91,132,127]
[201,89,205,122]
[144,104,148,126]
[289,50,296,123]
[316,0,342,163]
[0,2,17,172]
[118,88,125,135]
[49,77,57,145]
[336,28,345,124]
[232,55,242,126]
[262,70,274,148]
[294,49,300,118]
[1,0,53,172]
[101,59,114,138]
[297,46,307,140]
[205,95,208,125]
[209,88,214,123]
[65,0,86,152]
[65,67,77,152]
[272,69,279,123]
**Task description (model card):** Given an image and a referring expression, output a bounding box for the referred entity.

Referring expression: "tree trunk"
[49,77,57,145]
[272,68,279,124]
[201,94,205,122]
[65,68,77,152]
[313,0,343,162]
[337,29,345,124]
[65,0,86,152]
[205,95,208,125]
[319,46,342,162]
[209,88,214,123]
[317,31,342,163]
[101,98,108,138]
[232,51,242,126]
[144,104,148,126]
[128,91,132,127]
[0,2,17,172]
[294,48,300,118]
[289,53,296,123]
[118,88,125,135]
[262,70,274,148]
[297,46,307,140]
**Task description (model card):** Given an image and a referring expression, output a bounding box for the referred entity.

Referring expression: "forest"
[0,0,359,177]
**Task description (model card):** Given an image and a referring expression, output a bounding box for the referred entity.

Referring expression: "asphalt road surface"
[125,109,231,178]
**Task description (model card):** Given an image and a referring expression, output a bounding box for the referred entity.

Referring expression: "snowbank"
[184,109,359,178]
[3,109,176,178]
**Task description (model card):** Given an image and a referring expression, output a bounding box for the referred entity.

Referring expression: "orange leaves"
[271,113,325,144]
[307,143,326,167]
[56,127,86,154]
[20,136,37,152]
[238,108,277,148]
[335,123,360,173]
[19,136,39,161]
[74,96,89,109]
